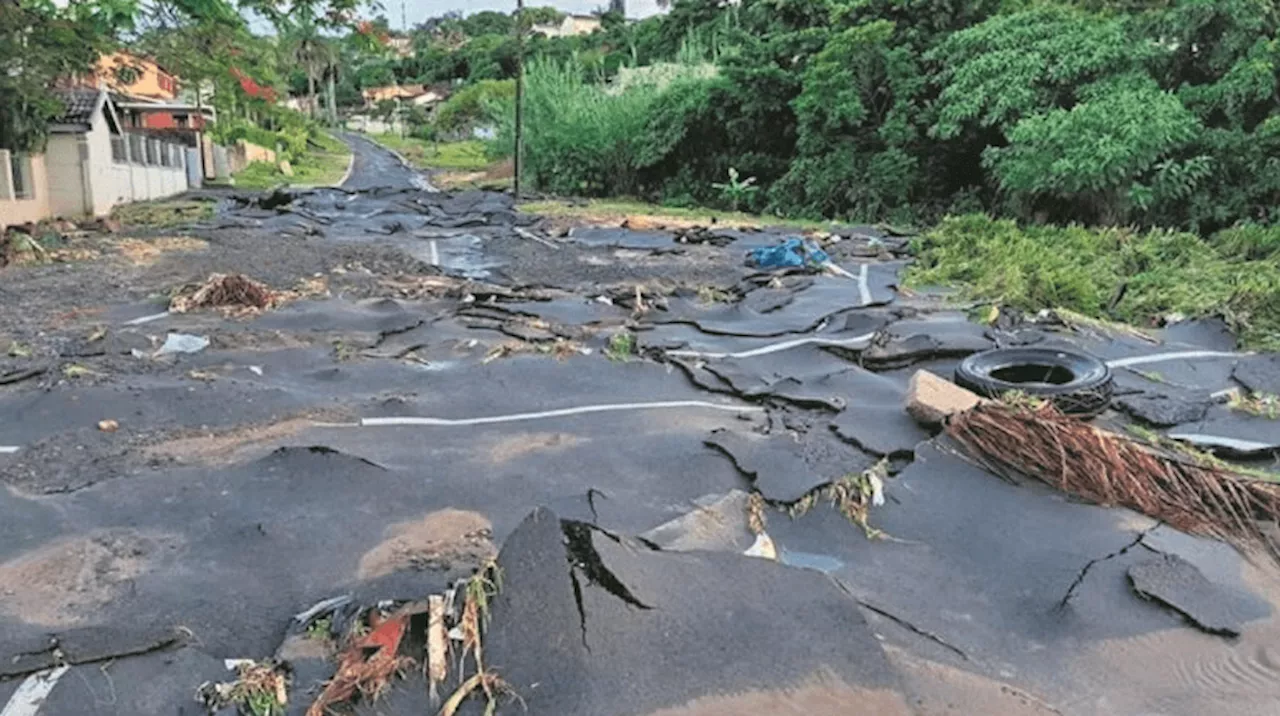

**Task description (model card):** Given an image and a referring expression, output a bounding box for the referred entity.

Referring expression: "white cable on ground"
[1,666,69,716]
[666,332,877,361]
[1107,350,1249,369]
[857,264,872,306]
[359,400,764,428]
[0,446,19,454]
[122,311,170,326]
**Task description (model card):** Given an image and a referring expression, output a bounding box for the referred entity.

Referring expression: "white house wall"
[45,135,91,219]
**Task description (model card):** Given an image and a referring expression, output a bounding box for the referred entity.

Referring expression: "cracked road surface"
[1,137,1279,715]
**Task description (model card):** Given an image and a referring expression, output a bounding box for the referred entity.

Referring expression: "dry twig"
[170,273,278,314]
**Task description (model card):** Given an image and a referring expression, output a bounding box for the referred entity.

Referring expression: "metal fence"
[114,133,187,170]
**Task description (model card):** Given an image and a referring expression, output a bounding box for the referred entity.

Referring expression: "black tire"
[954,348,1113,417]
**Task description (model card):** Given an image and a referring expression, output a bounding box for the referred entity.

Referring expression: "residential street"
[1,137,1279,716]
[338,133,431,192]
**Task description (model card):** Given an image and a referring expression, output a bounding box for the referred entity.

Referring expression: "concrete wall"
[43,113,191,219]
[346,116,404,135]
[0,151,52,230]
[44,136,92,219]
[226,140,277,174]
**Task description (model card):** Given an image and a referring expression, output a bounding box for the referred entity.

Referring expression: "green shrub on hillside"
[908,215,1280,349]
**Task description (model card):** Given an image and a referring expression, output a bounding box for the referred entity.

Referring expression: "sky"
[385,1,669,29]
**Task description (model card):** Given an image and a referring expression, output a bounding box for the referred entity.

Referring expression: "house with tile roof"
[41,88,196,219]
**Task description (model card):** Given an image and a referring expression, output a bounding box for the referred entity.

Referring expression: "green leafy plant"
[710,167,758,211]
[605,332,637,361]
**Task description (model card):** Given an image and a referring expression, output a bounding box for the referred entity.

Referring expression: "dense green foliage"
[432,0,1278,233]
[909,215,1280,349]
[1,0,126,152]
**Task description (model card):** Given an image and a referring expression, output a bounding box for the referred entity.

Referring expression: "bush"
[908,214,1280,349]
[436,79,515,136]
[497,57,668,196]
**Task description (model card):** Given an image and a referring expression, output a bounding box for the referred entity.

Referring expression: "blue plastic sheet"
[746,238,830,270]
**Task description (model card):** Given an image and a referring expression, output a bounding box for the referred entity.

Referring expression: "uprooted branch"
[947,402,1280,561]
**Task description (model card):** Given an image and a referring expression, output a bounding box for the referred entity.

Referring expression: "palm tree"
[282,15,333,119]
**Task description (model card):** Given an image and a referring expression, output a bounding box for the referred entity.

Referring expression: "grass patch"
[907,214,1280,350]
[1229,392,1280,420]
[233,133,351,190]
[605,331,636,361]
[521,198,829,231]
[371,135,491,172]
[111,200,213,228]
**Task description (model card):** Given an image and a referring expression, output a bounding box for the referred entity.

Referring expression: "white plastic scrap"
[156,332,209,356]
[869,472,886,507]
[743,532,779,561]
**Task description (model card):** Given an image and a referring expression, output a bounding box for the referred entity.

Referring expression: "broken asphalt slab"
[704,426,874,503]
[481,508,913,716]
[1129,553,1251,637]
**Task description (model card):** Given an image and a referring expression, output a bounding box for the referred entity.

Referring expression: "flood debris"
[787,459,888,539]
[156,332,211,356]
[426,594,447,705]
[746,237,830,270]
[905,369,984,427]
[306,608,414,716]
[0,366,46,386]
[437,671,522,716]
[297,560,512,716]
[948,402,1280,559]
[196,659,291,716]
[170,273,279,315]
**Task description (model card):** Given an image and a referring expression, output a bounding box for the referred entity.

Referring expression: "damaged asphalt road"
[2,136,1279,716]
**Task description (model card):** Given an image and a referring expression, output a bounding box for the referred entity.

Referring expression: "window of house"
[10,152,33,200]
[174,114,189,129]
[128,134,144,164]
[111,136,128,163]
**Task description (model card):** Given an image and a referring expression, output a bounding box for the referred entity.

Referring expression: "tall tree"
[0,0,134,153]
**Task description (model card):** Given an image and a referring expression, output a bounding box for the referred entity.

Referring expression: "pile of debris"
[170,273,280,315]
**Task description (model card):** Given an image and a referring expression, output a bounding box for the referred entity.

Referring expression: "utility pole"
[514,0,525,199]
[401,0,407,32]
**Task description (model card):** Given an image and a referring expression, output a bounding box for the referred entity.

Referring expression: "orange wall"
[97,52,178,100]
[139,112,207,130]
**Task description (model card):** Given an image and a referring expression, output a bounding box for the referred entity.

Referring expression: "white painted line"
[1106,350,1248,369]
[334,152,356,188]
[360,400,764,428]
[857,263,872,306]
[123,311,170,326]
[667,332,877,361]
[2,666,69,716]
[429,240,440,267]
[0,446,19,454]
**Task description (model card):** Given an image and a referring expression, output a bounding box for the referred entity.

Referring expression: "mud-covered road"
[1,136,1278,716]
